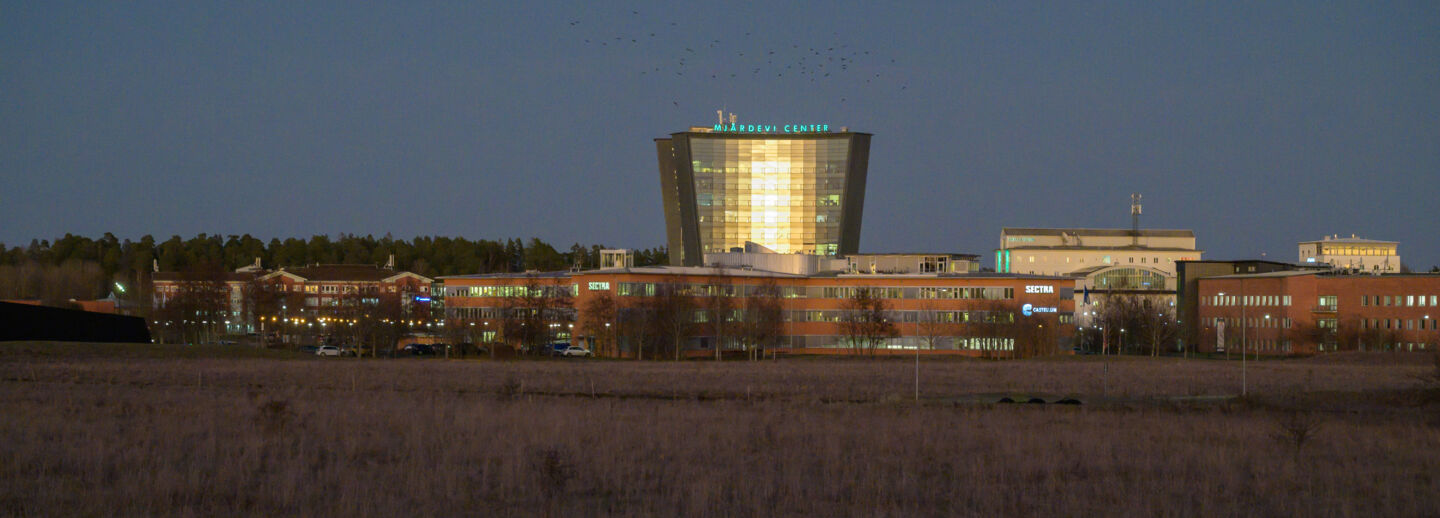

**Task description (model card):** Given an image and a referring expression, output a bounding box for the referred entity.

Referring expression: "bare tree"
[703,267,736,361]
[915,300,955,351]
[499,274,575,356]
[579,291,618,357]
[1094,293,1176,356]
[738,278,784,360]
[651,283,697,361]
[839,287,899,357]
[616,304,657,361]
[965,298,1014,358]
[160,262,229,344]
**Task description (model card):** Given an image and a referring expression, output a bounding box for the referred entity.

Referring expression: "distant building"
[655,122,872,265]
[997,227,1202,277]
[1298,234,1400,272]
[151,270,262,334]
[1196,271,1440,355]
[1175,260,1329,349]
[151,262,432,337]
[840,253,981,275]
[702,248,980,277]
[440,259,1076,357]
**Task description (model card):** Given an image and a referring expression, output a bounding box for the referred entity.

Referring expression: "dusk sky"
[3,2,1437,268]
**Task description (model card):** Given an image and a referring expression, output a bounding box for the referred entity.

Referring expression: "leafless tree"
[965,298,1014,358]
[703,267,736,361]
[738,279,784,360]
[157,262,229,344]
[1095,293,1176,356]
[915,300,955,351]
[650,282,697,361]
[839,287,899,357]
[500,274,575,356]
[579,291,619,357]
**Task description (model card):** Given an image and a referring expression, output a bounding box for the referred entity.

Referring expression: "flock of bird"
[567,10,908,109]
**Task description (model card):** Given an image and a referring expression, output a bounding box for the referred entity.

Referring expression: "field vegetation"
[1,342,1436,516]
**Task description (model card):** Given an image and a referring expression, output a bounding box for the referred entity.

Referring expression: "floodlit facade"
[656,126,871,265]
[1298,235,1400,272]
[997,228,1202,277]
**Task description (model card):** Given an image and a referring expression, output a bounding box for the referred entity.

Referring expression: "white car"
[560,345,593,357]
[316,345,341,357]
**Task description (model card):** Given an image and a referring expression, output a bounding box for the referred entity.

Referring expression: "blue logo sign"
[713,123,830,133]
[1022,303,1056,316]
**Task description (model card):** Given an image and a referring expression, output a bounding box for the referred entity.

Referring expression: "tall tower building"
[655,123,872,266]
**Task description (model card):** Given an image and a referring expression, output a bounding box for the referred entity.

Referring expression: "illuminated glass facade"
[656,130,871,266]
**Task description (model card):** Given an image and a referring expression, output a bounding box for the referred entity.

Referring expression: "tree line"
[0,233,667,303]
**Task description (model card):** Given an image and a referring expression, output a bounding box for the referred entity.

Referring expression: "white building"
[1298,235,1400,272]
[996,228,1202,277]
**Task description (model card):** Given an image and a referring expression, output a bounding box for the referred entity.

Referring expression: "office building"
[1299,235,1401,272]
[441,266,1075,358]
[655,122,871,265]
[1196,271,1440,355]
[997,227,1201,277]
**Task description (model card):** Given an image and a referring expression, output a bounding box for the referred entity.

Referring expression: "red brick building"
[1197,271,1440,355]
[152,264,432,339]
[440,266,1076,358]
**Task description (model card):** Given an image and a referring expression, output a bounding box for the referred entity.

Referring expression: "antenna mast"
[1130,193,1142,246]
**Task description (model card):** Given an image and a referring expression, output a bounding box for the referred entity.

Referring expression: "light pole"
[1240,284,1247,397]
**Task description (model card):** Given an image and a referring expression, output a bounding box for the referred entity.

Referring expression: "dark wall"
[0,302,151,343]
[840,133,871,256]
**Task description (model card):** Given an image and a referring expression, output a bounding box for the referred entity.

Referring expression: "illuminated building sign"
[588,282,611,291]
[1025,285,1054,294]
[713,123,830,133]
[1021,303,1057,316]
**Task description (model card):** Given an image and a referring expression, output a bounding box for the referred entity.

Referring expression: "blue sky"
[3,1,1437,267]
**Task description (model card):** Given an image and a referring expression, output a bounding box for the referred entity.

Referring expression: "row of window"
[1205,295,1295,307]
[1360,295,1439,307]
[1361,318,1439,331]
[1026,255,1172,265]
[1207,317,1295,329]
[445,285,577,298]
[445,282,1047,302]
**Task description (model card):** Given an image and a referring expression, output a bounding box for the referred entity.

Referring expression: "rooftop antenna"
[1130,193,1142,246]
[729,112,737,124]
[716,109,724,126]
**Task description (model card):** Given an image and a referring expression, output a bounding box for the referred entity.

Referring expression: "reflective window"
[689,137,851,254]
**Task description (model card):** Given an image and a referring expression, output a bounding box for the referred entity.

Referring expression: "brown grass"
[0,343,1436,516]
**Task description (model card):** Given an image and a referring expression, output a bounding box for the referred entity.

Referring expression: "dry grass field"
[1,342,1437,516]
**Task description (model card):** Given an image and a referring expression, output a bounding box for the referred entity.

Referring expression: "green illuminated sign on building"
[713,123,830,133]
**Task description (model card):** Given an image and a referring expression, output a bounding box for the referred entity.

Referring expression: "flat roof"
[843,252,982,259]
[1003,228,1194,238]
[1206,270,1321,280]
[999,246,1202,252]
[1301,237,1398,245]
[440,268,1075,281]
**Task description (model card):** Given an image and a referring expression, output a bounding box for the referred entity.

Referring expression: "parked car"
[298,345,320,354]
[403,343,436,356]
[316,345,341,357]
[560,345,593,358]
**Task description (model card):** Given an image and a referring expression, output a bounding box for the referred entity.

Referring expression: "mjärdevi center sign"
[713,123,830,133]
